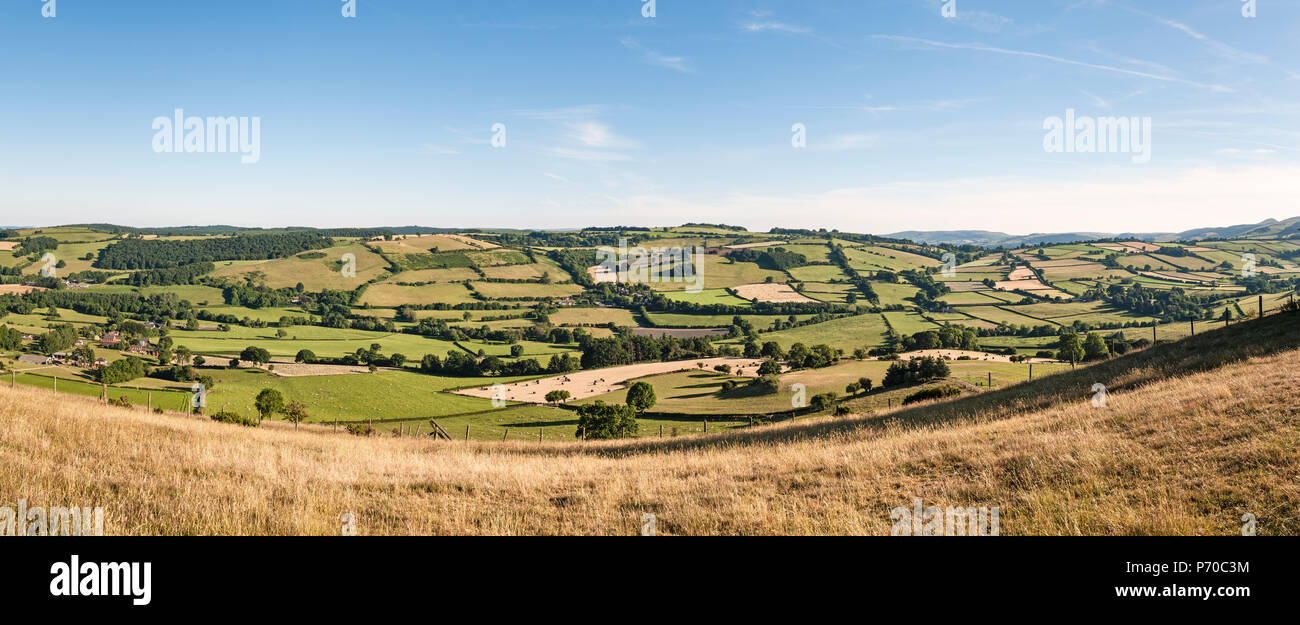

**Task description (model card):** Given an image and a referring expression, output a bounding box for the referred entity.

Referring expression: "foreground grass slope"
[1,313,1297,535]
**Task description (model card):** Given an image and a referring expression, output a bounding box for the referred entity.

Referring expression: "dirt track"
[455,357,767,403]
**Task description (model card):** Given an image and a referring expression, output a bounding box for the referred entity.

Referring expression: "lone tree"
[295,349,316,364]
[281,401,309,430]
[545,389,571,406]
[1056,333,1085,364]
[1083,333,1110,361]
[254,388,285,423]
[574,401,638,440]
[811,392,837,411]
[626,381,657,413]
[240,346,271,366]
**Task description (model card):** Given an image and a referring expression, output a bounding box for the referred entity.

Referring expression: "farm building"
[100,331,122,347]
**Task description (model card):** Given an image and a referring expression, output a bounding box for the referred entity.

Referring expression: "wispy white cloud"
[620,38,692,73]
[420,144,460,155]
[1117,5,1267,65]
[873,35,1235,93]
[547,147,635,163]
[820,133,879,151]
[802,98,984,114]
[566,121,642,150]
[1080,42,1180,77]
[742,21,811,35]
[508,105,606,122]
[1079,88,1147,110]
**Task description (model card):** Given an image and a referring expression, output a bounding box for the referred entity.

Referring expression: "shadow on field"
[500,309,1300,459]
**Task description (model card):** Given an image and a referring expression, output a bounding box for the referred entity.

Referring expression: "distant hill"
[888,217,1300,247]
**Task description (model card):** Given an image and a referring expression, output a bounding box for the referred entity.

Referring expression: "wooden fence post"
[987,372,992,388]
[538,427,543,443]
[1260,295,1264,317]
[148,392,152,412]
[503,429,509,441]
[1028,363,1033,381]
[703,419,708,434]
[465,425,470,441]
[101,383,107,403]
[658,425,662,437]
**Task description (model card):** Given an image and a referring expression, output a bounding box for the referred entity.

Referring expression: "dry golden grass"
[1,314,1297,535]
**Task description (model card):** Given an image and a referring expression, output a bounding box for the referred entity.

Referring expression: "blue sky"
[1,0,1297,234]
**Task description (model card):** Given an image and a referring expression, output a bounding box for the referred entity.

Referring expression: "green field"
[844,246,941,272]
[787,264,848,282]
[650,255,785,291]
[882,310,941,335]
[381,267,480,283]
[660,288,752,306]
[870,281,921,306]
[643,312,817,330]
[757,313,890,351]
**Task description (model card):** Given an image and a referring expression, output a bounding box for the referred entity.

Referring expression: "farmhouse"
[100,331,122,348]
[17,354,53,366]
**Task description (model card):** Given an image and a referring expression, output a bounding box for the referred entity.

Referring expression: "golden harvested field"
[548,307,637,327]
[731,283,817,303]
[369,234,496,254]
[0,284,44,295]
[210,243,388,291]
[359,282,477,306]
[2,313,1296,535]
[479,262,567,281]
[470,282,583,299]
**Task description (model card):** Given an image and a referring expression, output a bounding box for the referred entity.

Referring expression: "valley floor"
[1,313,1297,535]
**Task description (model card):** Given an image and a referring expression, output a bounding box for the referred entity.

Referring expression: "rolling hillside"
[1,310,1296,535]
